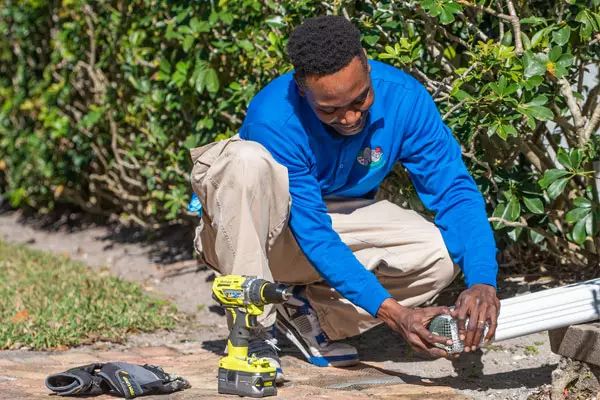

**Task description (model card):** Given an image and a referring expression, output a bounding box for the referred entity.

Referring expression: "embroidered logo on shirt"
[357,146,384,168]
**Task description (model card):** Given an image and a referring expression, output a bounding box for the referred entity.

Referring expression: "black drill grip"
[228,308,250,349]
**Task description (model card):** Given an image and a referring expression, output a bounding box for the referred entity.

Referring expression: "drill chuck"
[261,282,291,304]
[245,278,291,306]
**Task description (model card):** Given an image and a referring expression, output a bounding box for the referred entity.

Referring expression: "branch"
[443,98,468,120]
[455,0,513,21]
[411,68,452,94]
[109,113,145,190]
[462,128,499,193]
[456,0,522,53]
[559,77,586,132]
[457,13,489,42]
[550,102,577,143]
[583,83,600,116]
[582,102,600,145]
[488,217,527,228]
[505,0,523,54]
[497,0,505,41]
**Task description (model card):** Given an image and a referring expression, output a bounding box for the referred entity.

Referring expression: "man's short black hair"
[287,15,365,81]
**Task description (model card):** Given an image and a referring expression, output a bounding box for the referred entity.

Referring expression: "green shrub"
[1,0,599,265]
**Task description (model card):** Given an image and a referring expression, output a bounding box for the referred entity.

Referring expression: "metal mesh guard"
[428,314,464,354]
[428,314,490,354]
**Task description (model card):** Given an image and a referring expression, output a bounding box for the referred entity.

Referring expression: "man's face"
[297,54,374,136]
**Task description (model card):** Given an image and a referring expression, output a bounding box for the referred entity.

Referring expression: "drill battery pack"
[217,366,277,397]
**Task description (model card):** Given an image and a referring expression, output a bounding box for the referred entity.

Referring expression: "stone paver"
[549,322,600,366]
[0,345,469,400]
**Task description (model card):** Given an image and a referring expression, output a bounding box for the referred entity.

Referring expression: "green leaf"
[529,229,545,244]
[491,203,507,229]
[183,35,195,52]
[548,46,562,62]
[184,134,199,149]
[204,68,220,93]
[508,227,522,241]
[576,10,594,41]
[531,27,552,47]
[527,95,548,107]
[570,149,583,169]
[523,52,548,78]
[528,105,554,121]
[552,26,571,46]
[521,32,532,50]
[501,30,513,46]
[521,17,547,25]
[586,213,594,236]
[190,17,210,33]
[508,197,521,220]
[556,53,574,69]
[159,59,171,74]
[573,197,592,208]
[539,169,570,188]
[363,35,379,46]
[523,196,544,214]
[566,207,591,223]
[524,75,544,91]
[547,177,570,199]
[265,15,286,28]
[220,12,234,25]
[238,39,254,51]
[438,2,461,24]
[444,45,456,60]
[557,148,573,169]
[572,215,588,244]
[498,123,518,138]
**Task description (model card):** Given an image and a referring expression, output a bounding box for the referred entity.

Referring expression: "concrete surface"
[0,211,563,400]
[0,345,470,400]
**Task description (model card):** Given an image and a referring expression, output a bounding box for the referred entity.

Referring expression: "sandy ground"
[0,210,561,399]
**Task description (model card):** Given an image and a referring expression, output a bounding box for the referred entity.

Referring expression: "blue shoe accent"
[187,192,202,216]
[308,354,360,367]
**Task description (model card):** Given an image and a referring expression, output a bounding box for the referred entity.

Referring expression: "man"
[189,15,500,382]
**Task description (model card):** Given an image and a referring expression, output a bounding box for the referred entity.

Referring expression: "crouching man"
[189,15,500,382]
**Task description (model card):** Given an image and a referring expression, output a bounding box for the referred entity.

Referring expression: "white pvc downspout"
[494,278,600,341]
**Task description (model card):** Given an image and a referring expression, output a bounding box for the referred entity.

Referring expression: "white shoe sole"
[275,316,359,367]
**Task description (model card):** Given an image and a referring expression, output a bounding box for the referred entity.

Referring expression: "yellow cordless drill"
[212,275,291,397]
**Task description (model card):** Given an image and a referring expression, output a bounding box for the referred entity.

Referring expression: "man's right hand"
[376,298,456,358]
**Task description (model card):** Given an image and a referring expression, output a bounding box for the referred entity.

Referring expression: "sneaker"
[275,286,359,367]
[248,326,285,384]
[224,326,285,384]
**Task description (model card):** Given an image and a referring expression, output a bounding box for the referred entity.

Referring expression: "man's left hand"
[451,284,500,352]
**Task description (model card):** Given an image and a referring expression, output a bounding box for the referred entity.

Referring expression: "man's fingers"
[408,334,451,358]
[485,320,497,343]
[456,301,469,341]
[407,335,428,353]
[463,306,480,350]
[425,347,451,358]
[484,306,499,343]
[471,305,488,350]
[415,324,453,346]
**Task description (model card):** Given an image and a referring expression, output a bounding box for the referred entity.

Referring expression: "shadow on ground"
[0,204,197,265]
[199,321,555,392]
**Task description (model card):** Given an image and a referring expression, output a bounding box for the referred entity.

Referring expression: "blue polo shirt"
[239,60,497,317]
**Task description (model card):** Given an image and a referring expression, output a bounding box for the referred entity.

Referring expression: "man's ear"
[293,74,306,97]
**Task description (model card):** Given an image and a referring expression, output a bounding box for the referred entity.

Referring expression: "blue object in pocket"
[187,192,202,216]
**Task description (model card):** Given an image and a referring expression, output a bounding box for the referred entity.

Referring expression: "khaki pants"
[190,136,459,341]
